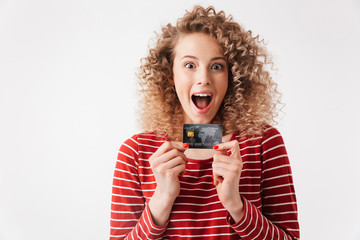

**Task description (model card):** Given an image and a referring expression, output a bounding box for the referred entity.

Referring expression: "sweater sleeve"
[228,127,300,239]
[110,135,167,240]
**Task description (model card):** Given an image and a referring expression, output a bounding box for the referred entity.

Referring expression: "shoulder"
[260,125,289,162]
[232,125,283,143]
[120,132,166,152]
[261,125,285,146]
[136,132,167,146]
[117,132,166,164]
[232,125,286,150]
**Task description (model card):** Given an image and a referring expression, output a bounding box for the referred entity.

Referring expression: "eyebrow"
[181,55,226,61]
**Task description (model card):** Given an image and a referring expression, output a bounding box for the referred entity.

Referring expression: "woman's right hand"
[148,141,188,226]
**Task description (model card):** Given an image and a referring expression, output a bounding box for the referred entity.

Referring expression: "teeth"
[194,94,211,97]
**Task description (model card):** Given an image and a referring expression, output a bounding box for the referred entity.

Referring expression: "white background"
[1,0,359,239]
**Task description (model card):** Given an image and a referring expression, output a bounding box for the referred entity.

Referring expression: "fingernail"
[183,143,189,148]
[213,145,219,150]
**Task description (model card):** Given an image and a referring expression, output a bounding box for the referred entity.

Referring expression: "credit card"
[183,124,222,149]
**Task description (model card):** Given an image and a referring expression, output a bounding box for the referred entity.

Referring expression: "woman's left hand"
[213,140,244,222]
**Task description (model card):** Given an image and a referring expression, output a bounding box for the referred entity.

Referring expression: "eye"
[211,63,224,70]
[185,62,196,69]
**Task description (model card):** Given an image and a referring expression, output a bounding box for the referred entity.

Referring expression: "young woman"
[110,6,300,240]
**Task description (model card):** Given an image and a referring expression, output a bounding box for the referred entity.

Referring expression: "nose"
[196,66,211,86]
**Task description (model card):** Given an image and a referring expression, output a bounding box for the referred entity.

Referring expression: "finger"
[213,154,242,185]
[213,158,242,172]
[151,141,172,159]
[213,140,240,158]
[152,141,187,159]
[171,163,187,176]
[212,164,240,185]
[213,153,243,171]
[213,152,243,164]
[155,156,186,177]
[160,148,187,163]
[213,154,231,166]
[170,141,188,152]
[213,147,227,156]
[212,167,225,185]
[150,149,186,170]
[163,155,187,170]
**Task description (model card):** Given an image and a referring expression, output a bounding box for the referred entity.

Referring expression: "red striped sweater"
[110,127,300,239]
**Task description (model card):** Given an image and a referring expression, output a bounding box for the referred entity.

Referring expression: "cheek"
[174,80,188,94]
[174,80,190,103]
[173,74,192,96]
[222,81,229,95]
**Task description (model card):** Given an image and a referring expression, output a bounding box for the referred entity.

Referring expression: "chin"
[188,115,215,125]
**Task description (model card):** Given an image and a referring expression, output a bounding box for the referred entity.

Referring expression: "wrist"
[153,188,178,205]
[224,196,244,223]
[148,189,176,226]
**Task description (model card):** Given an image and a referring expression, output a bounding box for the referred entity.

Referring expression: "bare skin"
[148,141,187,226]
[148,135,244,226]
[148,33,244,226]
[212,140,244,223]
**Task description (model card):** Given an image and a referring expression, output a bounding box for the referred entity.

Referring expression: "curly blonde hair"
[137,5,281,141]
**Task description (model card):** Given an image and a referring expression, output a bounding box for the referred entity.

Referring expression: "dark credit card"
[183,124,222,149]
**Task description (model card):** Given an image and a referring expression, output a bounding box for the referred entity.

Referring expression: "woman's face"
[172,32,229,124]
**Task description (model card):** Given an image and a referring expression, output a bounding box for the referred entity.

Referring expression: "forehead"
[173,33,224,59]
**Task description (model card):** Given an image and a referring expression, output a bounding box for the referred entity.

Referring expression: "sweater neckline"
[186,157,213,164]
[185,133,236,164]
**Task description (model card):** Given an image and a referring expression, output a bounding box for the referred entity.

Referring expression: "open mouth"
[191,93,213,109]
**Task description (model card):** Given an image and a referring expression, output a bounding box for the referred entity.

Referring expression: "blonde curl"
[137,5,282,141]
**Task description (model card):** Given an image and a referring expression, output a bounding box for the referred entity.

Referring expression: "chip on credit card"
[183,124,222,149]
